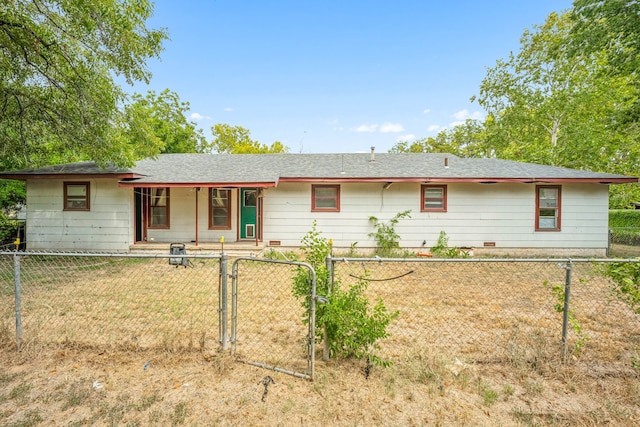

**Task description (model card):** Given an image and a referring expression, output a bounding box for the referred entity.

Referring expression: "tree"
[0,0,168,170]
[571,0,640,77]
[473,12,639,175]
[390,119,487,157]
[124,89,208,154]
[210,124,289,154]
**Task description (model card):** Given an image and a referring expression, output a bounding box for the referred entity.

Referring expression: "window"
[64,182,90,211]
[209,188,231,229]
[421,185,447,212]
[149,188,170,229]
[312,185,340,212]
[243,189,257,207]
[536,186,561,231]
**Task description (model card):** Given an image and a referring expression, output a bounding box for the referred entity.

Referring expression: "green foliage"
[124,90,208,154]
[430,231,470,258]
[319,273,398,364]
[210,124,289,154]
[390,119,487,157]
[609,210,640,228]
[609,210,640,245]
[293,222,398,365]
[368,210,411,257]
[0,214,21,246]
[0,0,168,169]
[475,12,638,173]
[603,262,640,315]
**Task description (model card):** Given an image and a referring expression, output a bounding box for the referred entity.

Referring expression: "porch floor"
[130,240,267,256]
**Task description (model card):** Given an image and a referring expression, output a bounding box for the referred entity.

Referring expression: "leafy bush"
[0,214,21,246]
[368,210,411,257]
[609,210,640,246]
[293,221,398,365]
[430,231,470,258]
[603,262,640,314]
[609,210,640,228]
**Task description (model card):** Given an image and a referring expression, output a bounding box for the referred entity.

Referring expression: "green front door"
[240,188,258,239]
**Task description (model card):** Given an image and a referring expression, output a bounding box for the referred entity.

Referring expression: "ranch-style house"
[0,151,637,256]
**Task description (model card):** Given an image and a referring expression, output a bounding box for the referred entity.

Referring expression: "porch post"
[195,187,200,246]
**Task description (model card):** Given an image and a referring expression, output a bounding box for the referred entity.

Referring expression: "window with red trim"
[312,185,340,212]
[209,188,231,229]
[421,185,447,212]
[149,188,170,229]
[536,186,561,231]
[64,182,90,211]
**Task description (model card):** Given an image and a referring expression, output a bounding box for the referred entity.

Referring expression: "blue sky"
[128,0,574,154]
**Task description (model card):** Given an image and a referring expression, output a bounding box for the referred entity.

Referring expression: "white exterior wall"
[262,182,610,255]
[25,178,133,252]
[146,187,238,243]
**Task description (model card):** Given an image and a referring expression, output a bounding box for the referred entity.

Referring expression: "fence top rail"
[232,256,316,272]
[0,251,223,260]
[328,256,640,264]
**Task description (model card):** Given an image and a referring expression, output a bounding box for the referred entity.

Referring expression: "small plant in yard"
[430,231,469,258]
[368,210,411,257]
[293,221,398,366]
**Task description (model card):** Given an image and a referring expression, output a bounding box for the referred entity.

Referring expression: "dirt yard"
[1,256,639,426]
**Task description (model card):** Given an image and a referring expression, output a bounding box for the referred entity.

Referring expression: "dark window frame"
[209,188,231,230]
[63,182,90,211]
[311,184,340,212]
[420,184,447,212]
[148,187,170,229]
[535,185,561,231]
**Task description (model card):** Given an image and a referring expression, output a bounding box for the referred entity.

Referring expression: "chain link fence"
[0,252,223,353]
[329,258,640,371]
[2,252,640,379]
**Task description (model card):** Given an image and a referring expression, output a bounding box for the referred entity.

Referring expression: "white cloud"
[423,109,431,115]
[427,125,441,132]
[224,107,234,112]
[189,112,211,121]
[380,122,404,133]
[452,109,484,121]
[353,124,378,133]
[397,134,416,141]
[352,122,404,133]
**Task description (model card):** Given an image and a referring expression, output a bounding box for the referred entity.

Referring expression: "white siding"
[25,179,132,252]
[262,182,610,254]
[23,179,611,255]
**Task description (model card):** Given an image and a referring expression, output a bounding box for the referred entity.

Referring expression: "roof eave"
[279,177,639,184]
[0,173,142,181]
[118,181,278,188]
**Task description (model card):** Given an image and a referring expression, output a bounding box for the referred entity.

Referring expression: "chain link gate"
[230,257,316,380]
[0,251,223,352]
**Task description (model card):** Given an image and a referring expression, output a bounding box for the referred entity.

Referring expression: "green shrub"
[603,262,640,314]
[609,210,640,228]
[430,231,470,258]
[609,210,640,246]
[293,221,398,365]
[368,210,411,257]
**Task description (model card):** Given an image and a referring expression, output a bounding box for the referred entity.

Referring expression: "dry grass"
[1,255,639,426]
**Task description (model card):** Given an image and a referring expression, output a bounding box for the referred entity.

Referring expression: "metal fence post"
[220,253,229,350]
[323,255,333,361]
[13,253,22,350]
[561,259,573,363]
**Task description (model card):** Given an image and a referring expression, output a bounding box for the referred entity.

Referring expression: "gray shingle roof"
[1,153,636,184]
